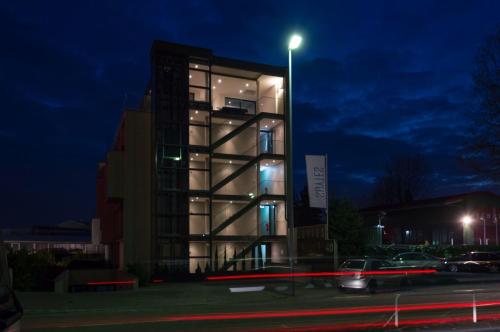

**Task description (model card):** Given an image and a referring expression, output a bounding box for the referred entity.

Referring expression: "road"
[18,275,500,331]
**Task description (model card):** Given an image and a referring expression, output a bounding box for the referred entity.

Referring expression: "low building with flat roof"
[361,191,500,246]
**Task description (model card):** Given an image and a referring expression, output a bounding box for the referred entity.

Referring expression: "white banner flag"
[305,155,327,209]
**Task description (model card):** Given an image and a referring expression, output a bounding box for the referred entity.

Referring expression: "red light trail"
[151,279,164,283]
[165,300,500,322]
[86,280,135,285]
[206,269,437,281]
[246,314,500,332]
[23,301,500,330]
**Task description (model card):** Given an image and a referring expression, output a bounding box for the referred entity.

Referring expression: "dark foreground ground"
[17,272,500,331]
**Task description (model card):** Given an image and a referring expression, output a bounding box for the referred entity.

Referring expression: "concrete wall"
[272,123,285,154]
[212,163,241,185]
[212,125,256,155]
[189,200,209,235]
[259,163,285,195]
[189,125,209,146]
[257,75,284,115]
[215,167,257,196]
[122,110,152,275]
[276,202,287,236]
[106,151,124,199]
[189,170,209,190]
[189,215,209,235]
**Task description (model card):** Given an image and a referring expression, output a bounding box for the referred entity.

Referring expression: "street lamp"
[462,215,473,225]
[286,33,302,296]
[289,35,302,50]
[461,214,473,245]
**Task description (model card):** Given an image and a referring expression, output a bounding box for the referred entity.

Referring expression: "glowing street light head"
[462,215,473,225]
[288,34,302,50]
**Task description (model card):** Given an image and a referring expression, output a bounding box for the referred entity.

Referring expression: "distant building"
[2,220,104,254]
[96,40,290,277]
[360,191,500,246]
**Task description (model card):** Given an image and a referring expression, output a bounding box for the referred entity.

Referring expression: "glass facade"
[151,44,288,275]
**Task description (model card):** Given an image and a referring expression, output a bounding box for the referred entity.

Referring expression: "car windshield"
[340,260,365,270]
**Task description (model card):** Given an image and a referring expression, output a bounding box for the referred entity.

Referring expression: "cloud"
[2,0,500,225]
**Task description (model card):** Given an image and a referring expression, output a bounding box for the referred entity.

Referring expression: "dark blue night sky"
[1,1,499,227]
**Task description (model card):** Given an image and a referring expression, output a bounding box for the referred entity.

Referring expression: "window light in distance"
[288,34,302,50]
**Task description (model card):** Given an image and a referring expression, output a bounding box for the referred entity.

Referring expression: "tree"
[370,155,430,205]
[464,27,500,179]
[328,198,364,258]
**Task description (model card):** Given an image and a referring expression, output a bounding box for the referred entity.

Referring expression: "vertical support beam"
[473,293,477,323]
[286,48,295,295]
[395,293,400,327]
[208,63,213,272]
[495,207,499,246]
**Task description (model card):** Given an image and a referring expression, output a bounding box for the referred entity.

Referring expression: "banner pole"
[325,154,329,241]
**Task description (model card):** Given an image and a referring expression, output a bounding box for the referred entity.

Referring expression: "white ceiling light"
[246,83,249,87]
[195,64,199,68]
[239,90,243,94]
[189,74,192,79]
[195,110,199,114]
[217,79,222,84]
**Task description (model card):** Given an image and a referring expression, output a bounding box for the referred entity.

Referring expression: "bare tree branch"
[463,27,500,180]
[371,155,431,205]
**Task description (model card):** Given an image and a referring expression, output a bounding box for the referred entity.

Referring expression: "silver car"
[392,252,443,269]
[336,258,408,294]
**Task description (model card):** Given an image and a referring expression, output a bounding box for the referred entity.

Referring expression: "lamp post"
[287,34,302,296]
[377,211,386,246]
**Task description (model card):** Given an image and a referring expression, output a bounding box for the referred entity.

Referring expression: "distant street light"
[461,214,474,245]
[462,215,473,225]
[287,33,302,297]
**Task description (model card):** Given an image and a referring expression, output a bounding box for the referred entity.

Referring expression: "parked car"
[392,252,443,270]
[443,251,500,273]
[0,242,22,332]
[336,258,409,294]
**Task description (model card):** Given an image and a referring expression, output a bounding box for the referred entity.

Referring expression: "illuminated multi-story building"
[97,41,290,277]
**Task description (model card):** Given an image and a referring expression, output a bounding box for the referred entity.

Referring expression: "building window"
[224,97,256,114]
[260,130,274,154]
